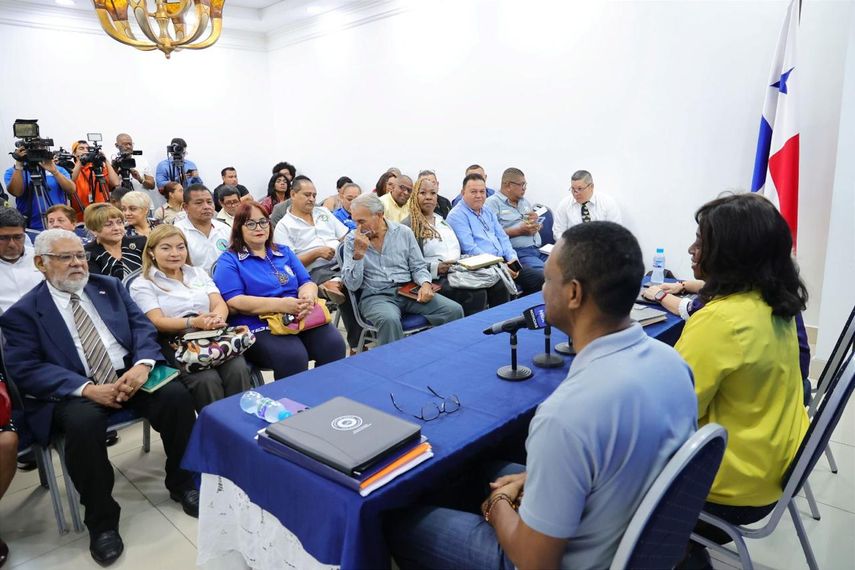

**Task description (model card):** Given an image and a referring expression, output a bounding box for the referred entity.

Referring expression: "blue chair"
[334,243,431,352]
[536,205,555,246]
[691,354,855,570]
[610,424,727,570]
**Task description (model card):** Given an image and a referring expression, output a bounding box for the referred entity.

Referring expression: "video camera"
[12,119,55,164]
[78,133,107,171]
[167,142,185,160]
[54,147,75,173]
[114,149,143,172]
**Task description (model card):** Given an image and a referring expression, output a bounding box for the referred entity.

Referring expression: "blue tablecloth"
[182,293,684,569]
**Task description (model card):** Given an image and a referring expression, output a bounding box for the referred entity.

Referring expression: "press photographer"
[71,135,120,221]
[113,133,160,208]
[4,119,75,230]
[155,137,203,191]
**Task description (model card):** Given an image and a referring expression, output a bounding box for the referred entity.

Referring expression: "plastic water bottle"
[239,391,291,423]
[650,248,666,285]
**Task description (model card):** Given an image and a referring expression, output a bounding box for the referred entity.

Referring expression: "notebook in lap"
[265,396,421,476]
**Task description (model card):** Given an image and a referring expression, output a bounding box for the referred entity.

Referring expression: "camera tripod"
[22,163,55,229]
[168,156,187,186]
[85,161,112,205]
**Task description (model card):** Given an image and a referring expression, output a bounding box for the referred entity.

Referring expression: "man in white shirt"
[215,186,241,227]
[553,170,622,240]
[0,229,199,566]
[113,133,159,209]
[272,178,364,349]
[0,208,44,312]
[378,174,412,223]
[174,185,231,274]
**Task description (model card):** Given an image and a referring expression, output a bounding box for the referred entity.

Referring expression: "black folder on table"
[265,396,421,476]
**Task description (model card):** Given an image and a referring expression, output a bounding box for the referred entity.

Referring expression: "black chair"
[609,424,727,570]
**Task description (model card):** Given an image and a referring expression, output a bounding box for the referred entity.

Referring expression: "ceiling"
[9,0,369,33]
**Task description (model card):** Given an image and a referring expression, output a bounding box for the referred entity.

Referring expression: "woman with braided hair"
[402,176,509,316]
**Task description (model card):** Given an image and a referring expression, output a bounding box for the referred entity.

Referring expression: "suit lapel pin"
[99,290,107,295]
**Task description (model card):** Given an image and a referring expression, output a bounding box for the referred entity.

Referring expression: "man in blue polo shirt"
[4,149,75,230]
[387,222,698,569]
[485,167,547,270]
[447,172,543,295]
[155,137,203,191]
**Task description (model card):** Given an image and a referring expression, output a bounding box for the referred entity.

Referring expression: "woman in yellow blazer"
[675,193,809,568]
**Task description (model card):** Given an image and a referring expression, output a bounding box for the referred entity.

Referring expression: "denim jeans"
[515,246,548,270]
[385,461,524,570]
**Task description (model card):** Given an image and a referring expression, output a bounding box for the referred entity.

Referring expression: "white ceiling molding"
[0,0,408,53]
[266,0,408,51]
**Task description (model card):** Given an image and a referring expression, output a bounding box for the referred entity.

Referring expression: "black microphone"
[483,315,528,335]
[483,304,548,336]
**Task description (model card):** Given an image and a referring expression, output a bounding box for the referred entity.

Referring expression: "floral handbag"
[171,325,256,374]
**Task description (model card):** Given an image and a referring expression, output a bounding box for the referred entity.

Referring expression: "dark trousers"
[438,278,510,316]
[515,266,544,295]
[245,324,346,380]
[51,381,197,535]
[693,500,777,544]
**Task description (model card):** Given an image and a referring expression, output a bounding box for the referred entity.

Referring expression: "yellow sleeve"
[675,306,744,418]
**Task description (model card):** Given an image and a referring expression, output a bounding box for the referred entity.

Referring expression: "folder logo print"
[331,415,363,431]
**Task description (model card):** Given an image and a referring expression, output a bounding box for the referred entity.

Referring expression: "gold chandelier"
[92,0,225,59]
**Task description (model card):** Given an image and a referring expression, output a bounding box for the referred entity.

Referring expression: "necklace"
[265,254,289,285]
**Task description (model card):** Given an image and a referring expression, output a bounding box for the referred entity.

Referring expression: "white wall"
[0,23,274,197]
[816,11,855,360]
[266,0,853,325]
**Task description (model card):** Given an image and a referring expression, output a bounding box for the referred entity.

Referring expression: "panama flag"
[751,0,800,246]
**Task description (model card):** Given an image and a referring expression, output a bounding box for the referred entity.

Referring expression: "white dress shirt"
[47,282,154,395]
[174,217,232,274]
[273,207,349,270]
[124,155,163,210]
[421,213,462,279]
[129,265,219,317]
[553,191,623,240]
[0,249,44,312]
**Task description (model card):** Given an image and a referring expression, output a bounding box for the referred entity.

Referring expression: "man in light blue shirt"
[155,137,203,190]
[387,222,698,570]
[342,193,463,346]
[446,173,543,295]
[485,167,547,270]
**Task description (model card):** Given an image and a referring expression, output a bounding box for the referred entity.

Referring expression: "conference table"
[182,292,685,569]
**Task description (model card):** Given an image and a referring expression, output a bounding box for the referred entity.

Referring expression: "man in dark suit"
[0,229,198,567]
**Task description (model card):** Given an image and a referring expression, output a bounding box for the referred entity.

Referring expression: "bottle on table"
[239,391,290,423]
[650,248,666,285]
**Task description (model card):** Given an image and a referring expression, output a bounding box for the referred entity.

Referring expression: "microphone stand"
[497,331,533,381]
[533,324,564,368]
[555,336,576,356]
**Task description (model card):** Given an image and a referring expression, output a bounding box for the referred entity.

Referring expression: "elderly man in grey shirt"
[341,194,463,346]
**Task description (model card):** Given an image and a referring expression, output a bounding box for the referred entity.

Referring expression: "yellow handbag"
[260,299,332,335]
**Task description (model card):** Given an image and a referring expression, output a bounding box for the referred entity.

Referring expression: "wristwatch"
[654,289,669,303]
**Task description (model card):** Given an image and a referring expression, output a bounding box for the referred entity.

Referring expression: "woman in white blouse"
[402,177,509,315]
[130,224,251,412]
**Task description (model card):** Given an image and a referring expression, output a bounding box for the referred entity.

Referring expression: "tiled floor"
[2,371,854,569]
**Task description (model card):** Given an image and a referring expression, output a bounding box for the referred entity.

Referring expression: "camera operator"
[114,133,160,209]
[4,149,75,231]
[155,137,203,191]
[71,140,120,221]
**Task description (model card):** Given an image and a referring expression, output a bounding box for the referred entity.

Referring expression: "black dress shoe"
[89,530,124,567]
[170,489,199,518]
[1,535,9,568]
[105,430,119,447]
[17,449,37,472]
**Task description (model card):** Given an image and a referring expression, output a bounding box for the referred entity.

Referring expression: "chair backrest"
[122,268,142,290]
[537,206,555,246]
[808,305,855,416]
[610,424,728,570]
[784,353,855,497]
